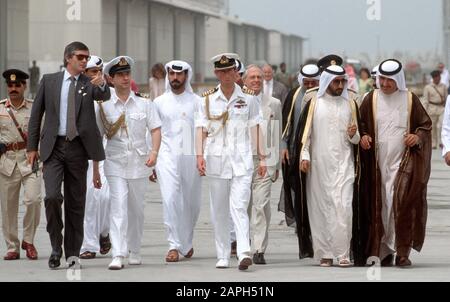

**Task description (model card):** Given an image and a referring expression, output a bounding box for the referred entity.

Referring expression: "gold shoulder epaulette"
[138,92,151,99]
[202,87,219,98]
[134,92,150,99]
[305,87,319,94]
[242,87,256,96]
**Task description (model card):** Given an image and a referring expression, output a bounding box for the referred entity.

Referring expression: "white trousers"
[81,161,110,254]
[107,176,147,258]
[209,174,252,261]
[157,155,201,255]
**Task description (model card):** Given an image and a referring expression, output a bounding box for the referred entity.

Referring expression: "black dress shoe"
[48,250,62,269]
[381,254,394,267]
[253,252,266,265]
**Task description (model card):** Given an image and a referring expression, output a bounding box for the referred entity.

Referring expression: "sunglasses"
[73,54,91,61]
[7,83,23,88]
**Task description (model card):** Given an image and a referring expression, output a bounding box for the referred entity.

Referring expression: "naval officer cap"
[211,53,240,71]
[317,54,343,71]
[2,69,29,84]
[104,56,135,77]
[86,55,104,70]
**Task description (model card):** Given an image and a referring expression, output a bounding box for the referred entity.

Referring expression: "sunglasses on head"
[7,83,23,88]
[73,54,91,61]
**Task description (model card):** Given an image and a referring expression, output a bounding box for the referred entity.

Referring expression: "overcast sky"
[229,0,443,64]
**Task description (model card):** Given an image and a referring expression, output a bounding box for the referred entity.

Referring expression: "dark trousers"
[43,137,88,259]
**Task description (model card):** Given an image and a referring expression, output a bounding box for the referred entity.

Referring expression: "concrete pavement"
[0,150,449,282]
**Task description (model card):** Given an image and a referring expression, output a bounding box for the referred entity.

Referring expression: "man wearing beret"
[0,69,42,261]
[27,41,110,269]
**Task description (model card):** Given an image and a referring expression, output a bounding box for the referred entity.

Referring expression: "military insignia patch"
[220,56,229,65]
[119,57,128,66]
[234,99,247,108]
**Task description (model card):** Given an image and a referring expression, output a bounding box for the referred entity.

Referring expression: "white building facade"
[0,0,303,98]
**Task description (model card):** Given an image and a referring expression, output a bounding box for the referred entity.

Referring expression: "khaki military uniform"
[0,98,42,253]
[423,83,448,148]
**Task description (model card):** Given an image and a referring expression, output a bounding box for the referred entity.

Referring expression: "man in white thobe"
[95,56,162,270]
[300,64,360,267]
[196,53,266,271]
[243,65,282,265]
[360,59,432,267]
[154,60,202,263]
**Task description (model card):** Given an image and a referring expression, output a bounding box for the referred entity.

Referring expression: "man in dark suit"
[27,41,110,269]
[262,64,288,107]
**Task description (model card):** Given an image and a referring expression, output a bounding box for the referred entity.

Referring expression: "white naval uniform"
[196,84,263,262]
[376,90,409,260]
[301,93,360,261]
[249,93,282,254]
[154,91,202,256]
[96,92,161,258]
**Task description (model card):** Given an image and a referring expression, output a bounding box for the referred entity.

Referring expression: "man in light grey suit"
[263,64,288,107]
[244,65,282,265]
[27,41,110,269]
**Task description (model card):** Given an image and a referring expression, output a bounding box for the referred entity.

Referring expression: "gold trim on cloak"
[282,86,302,139]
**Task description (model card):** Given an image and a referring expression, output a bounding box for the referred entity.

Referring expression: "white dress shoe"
[108,256,124,270]
[216,259,230,269]
[128,253,142,265]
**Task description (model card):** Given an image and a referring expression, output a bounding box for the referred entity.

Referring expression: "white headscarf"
[164,60,193,93]
[376,59,407,91]
[297,64,321,86]
[317,65,349,100]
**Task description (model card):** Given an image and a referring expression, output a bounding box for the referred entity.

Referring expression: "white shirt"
[196,84,263,179]
[442,95,450,156]
[58,70,80,136]
[96,92,162,179]
[264,80,274,97]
